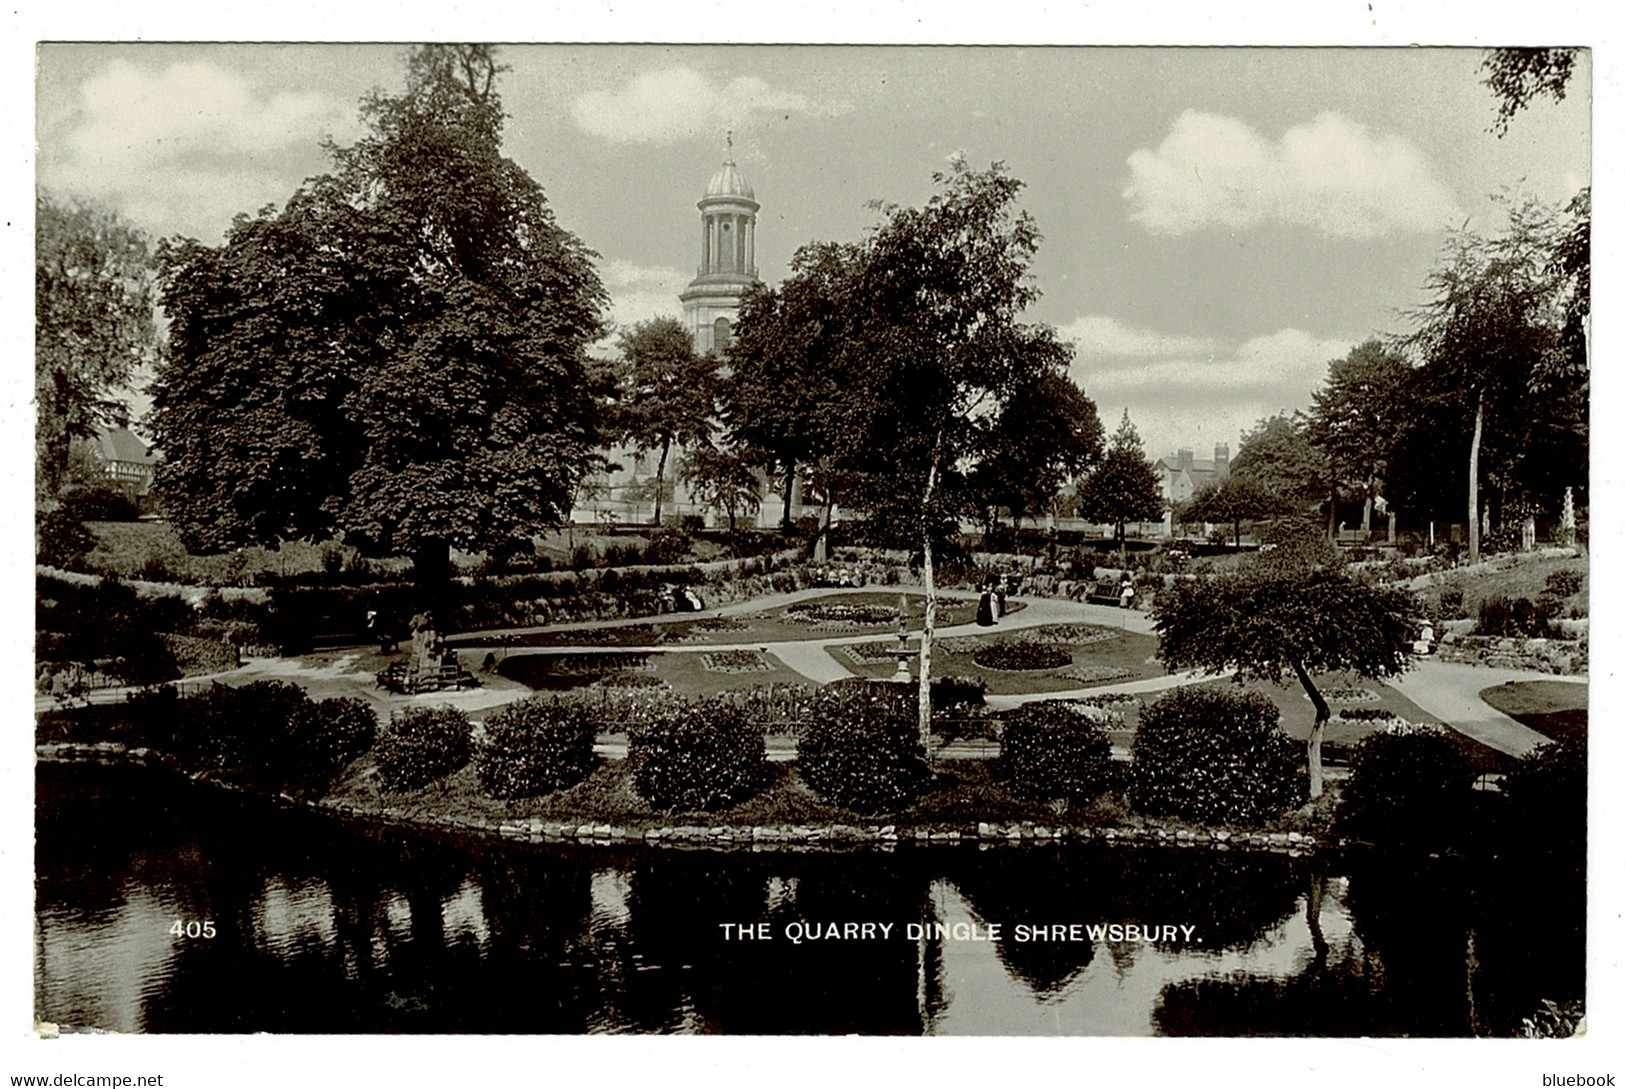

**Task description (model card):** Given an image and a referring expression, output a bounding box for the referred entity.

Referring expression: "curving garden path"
[38,586,1585,761]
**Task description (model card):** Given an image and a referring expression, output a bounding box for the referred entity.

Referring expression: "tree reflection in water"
[34,765,1586,1036]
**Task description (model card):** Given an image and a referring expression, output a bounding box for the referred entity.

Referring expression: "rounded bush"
[798,680,930,813]
[972,641,1072,671]
[293,696,378,776]
[998,700,1112,803]
[170,679,315,777]
[1336,726,1477,846]
[374,706,473,792]
[629,697,767,811]
[1497,739,1585,853]
[1129,686,1304,824]
[479,696,596,799]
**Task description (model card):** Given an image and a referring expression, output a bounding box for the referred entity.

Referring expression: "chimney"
[1177,448,1194,472]
[1215,443,1230,477]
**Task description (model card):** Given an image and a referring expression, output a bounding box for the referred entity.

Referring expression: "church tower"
[680,135,759,354]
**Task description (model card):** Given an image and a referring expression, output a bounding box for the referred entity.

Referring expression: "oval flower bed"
[784,602,899,628]
[971,641,1073,671]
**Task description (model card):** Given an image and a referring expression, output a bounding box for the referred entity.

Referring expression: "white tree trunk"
[1468,394,1483,565]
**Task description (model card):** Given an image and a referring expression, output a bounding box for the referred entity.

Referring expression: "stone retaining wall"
[36,741,1338,856]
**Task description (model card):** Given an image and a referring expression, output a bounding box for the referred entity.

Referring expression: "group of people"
[975,574,1012,627]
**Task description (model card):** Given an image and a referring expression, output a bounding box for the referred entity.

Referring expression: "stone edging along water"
[36,741,1335,857]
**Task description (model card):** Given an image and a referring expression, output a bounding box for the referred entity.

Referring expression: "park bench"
[1086,567,1127,606]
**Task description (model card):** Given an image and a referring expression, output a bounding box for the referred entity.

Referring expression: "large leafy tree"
[969,371,1104,541]
[756,160,1070,748]
[725,241,867,536]
[1072,410,1163,557]
[1230,412,1334,530]
[35,192,158,497]
[1307,340,1411,533]
[151,45,607,603]
[1154,540,1417,798]
[615,316,717,526]
[679,441,762,549]
[1480,47,1581,136]
[1395,196,1584,563]
[1180,474,1292,548]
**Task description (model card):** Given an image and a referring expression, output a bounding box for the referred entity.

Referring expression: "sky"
[33,40,1591,463]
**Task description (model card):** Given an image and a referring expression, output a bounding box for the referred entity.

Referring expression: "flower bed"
[701,650,774,674]
[840,641,906,664]
[547,652,657,676]
[783,602,899,628]
[1311,686,1380,705]
[1054,664,1131,684]
[971,642,1073,671]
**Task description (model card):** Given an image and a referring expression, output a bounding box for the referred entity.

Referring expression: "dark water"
[35,763,1583,1036]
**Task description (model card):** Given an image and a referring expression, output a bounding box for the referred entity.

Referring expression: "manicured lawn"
[1480,680,1588,746]
[840,625,1162,694]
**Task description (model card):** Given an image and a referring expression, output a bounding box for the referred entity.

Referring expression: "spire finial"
[725,128,734,160]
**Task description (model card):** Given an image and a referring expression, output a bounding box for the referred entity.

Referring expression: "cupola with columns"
[680,132,760,354]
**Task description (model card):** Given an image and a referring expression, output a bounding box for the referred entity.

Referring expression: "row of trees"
[1182,189,1587,565]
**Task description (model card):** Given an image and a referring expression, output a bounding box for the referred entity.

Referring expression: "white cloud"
[44,60,357,241]
[599,259,692,335]
[571,66,842,145]
[1060,314,1212,360]
[1124,110,1462,238]
[1064,318,1352,459]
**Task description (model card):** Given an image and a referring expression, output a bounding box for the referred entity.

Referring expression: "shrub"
[478,697,596,800]
[63,485,141,523]
[1476,594,1558,638]
[374,706,473,792]
[629,697,767,811]
[971,641,1072,671]
[1498,740,1585,853]
[1335,726,1476,846]
[169,680,315,777]
[292,697,378,778]
[1544,569,1584,598]
[1129,687,1304,824]
[798,680,931,813]
[643,527,692,566]
[1436,587,1466,619]
[37,508,96,568]
[998,700,1112,804]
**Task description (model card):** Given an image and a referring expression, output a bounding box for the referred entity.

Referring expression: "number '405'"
[169,919,216,939]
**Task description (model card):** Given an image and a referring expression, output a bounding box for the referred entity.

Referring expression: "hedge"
[374,706,474,792]
[478,697,597,800]
[1497,739,1585,853]
[997,700,1112,804]
[1129,686,1304,824]
[1336,726,1478,847]
[292,697,379,780]
[798,680,931,813]
[628,697,767,811]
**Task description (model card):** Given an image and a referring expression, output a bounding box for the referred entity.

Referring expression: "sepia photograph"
[19,11,1609,1082]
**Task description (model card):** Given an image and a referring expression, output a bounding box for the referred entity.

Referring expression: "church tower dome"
[681,134,760,355]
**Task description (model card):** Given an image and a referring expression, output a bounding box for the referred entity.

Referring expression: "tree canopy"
[615,316,717,526]
[1072,410,1163,546]
[36,191,158,497]
[969,371,1104,536]
[1154,543,1417,798]
[1180,474,1291,548]
[1307,339,1411,531]
[1391,194,1586,560]
[150,45,608,595]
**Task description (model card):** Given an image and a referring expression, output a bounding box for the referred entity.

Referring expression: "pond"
[35,762,1583,1036]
